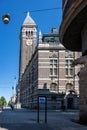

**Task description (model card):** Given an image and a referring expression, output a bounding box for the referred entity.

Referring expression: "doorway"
[67,97,73,109]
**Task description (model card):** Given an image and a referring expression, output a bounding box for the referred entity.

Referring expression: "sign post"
[37,96,47,123]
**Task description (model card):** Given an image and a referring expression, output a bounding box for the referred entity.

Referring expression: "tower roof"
[23,12,36,26]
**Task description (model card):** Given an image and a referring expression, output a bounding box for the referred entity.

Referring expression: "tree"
[0,96,7,108]
[8,101,11,106]
[0,99,2,108]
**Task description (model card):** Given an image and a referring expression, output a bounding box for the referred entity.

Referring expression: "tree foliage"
[0,96,7,108]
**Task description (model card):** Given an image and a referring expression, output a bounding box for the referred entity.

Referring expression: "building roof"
[23,12,36,26]
[42,27,59,43]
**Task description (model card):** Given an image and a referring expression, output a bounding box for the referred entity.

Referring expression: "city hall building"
[16,12,81,110]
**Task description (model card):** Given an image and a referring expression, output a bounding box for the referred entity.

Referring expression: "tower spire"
[23,11,36,26]
[27,12,29,17]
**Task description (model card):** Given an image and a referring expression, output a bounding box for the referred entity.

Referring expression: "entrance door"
[67,97,73,109]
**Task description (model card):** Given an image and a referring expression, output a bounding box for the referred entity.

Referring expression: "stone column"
[73,55,87,124]
[79,64,87,124]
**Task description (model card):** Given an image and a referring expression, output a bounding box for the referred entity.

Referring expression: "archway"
[67,97,73,109]
[50,83,57,92]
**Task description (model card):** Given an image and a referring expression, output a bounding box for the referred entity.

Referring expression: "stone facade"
[16,12,81,110]
[19,12,37,79]
[79,65,87,123]
[73,55,87,123]
[60,0,87,124]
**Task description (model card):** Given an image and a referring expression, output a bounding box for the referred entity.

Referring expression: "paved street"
[0,108,53,130]
[0,108,87,130]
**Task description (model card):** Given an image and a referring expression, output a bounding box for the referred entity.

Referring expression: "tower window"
[31,31,33,36]
[26,31,33,38]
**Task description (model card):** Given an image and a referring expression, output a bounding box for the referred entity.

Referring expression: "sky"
[0,0,62,102]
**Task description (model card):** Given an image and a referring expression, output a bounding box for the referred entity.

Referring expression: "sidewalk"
[47,110,87,130]
[0,108,87,130]
[14,108,87,130]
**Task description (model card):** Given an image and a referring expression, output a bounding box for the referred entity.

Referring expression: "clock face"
[26,39,32,46]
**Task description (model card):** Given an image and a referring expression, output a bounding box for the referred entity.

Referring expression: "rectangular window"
[65,68,68,75]
[54,68,57,75]
[65,59,73,76]
[50,59,57,76]
[50,68,53,75]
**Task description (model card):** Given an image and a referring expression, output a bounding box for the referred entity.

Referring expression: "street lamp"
[2,14,10,24]
[12,86,14,96]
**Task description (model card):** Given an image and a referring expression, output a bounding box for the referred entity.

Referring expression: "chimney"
[51,27,57,33]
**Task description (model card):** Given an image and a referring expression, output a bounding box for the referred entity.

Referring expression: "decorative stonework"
[49,53,58,58]
[73,55,87,66]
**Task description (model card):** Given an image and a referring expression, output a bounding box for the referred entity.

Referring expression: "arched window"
[50,83,57,91]
[66,83,73,90]
[26,31,30,38]
[31,31,33,36]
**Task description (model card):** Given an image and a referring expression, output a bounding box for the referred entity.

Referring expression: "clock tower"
[19,12,37,79]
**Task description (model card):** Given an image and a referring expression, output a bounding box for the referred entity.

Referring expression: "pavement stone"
[0,108,87,130]
[0,123,53,130]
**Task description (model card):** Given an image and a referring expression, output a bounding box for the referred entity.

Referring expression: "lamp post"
[12,86,14,96]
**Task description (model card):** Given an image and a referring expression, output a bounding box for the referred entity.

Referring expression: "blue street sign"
[39,97,46,103]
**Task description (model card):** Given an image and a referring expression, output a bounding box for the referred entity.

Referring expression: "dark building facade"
[16,12,81,110]
[60,0,87,123]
